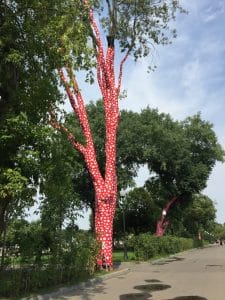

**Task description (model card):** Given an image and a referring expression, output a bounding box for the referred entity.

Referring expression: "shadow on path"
[120,276,207,300]
[167,297,208,300]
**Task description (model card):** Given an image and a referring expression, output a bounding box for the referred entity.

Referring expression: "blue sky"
[119,0,225,224]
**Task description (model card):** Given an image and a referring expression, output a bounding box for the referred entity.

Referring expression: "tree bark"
[155,196,178,237]
[95,194,116,268]
[0,227,7,270]
[50,2,129,269]
[0,198,9,238]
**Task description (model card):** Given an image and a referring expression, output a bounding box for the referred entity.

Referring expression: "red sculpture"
[50,2,129,268]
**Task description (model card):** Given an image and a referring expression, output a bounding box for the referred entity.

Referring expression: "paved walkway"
[27,244,225,300]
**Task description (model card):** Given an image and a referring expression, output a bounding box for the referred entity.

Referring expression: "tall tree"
[143,112,224,236]
[0,0,93,236]
[0,0,68,235]
[1,0,184,267]
[49,1,184,267]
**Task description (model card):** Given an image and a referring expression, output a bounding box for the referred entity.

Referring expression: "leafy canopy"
[94,0,186,60]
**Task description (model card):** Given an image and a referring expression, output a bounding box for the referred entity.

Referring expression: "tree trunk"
[0,211,5,238]
[90,195,95,233]
[95,193,116,269]
[0,199,9,238]
[155,196,178,237]
[0,227,7,270]
[50,3,129,269]
[155,219,169,237]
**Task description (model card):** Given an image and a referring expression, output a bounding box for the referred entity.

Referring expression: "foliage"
[181,194,216,238]
[0,113,52,236]
[0,220,99,298]
[114,187,161,237]
[144,111,224,197]
[0,168,27,200]
[3,219,50,265]
[131,234,194,261]
[213,223,225,240]
[95,0,186,61]
[142,110,224,234]
[39,128,84,233]
[0,1,63,122]
[114,108,222,236]
[1,0,67,235]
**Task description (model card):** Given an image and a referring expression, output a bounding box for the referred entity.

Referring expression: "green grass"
[113,250,135,262]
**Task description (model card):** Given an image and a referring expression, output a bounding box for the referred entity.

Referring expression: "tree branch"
[49,110,86,154]
[117,50,130,96]
[58,68,79,116]
[83,0,114,97]
[106,0,113,20]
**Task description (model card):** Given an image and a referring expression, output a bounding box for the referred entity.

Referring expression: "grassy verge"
[113,250,136,262]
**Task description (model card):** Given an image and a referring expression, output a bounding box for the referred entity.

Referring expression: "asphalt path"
[33,244,225,300]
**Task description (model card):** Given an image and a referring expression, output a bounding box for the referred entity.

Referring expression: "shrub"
[132,234,158,260]
[131,234,194,261]
[0,232,99,298]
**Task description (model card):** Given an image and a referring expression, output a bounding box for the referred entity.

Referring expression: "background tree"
[0,114,49,236]
[143,112,224,236]
[39,128,84,254]
[181,194,216,240]
[0,0,72,236]
[213,223,225,241]
[114,187,160,238]
[49,103,223,243]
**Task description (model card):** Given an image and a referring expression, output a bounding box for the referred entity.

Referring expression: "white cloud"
[181,59,205,103]
[121,59,203,120]
[119,0,225,223]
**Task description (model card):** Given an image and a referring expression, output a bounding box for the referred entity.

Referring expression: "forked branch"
[49,110,86,154]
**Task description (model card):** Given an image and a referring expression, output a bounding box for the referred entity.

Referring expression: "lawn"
[113,250,135,262]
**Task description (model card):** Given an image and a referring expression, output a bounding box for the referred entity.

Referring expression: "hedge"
[132,234,195,261]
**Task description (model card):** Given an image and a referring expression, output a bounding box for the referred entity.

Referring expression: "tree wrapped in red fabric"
[50,0,184,268]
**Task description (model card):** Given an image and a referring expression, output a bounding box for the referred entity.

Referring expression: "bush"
[131,234,194,261]
[193,238,204,248]
[0,232,100,298]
